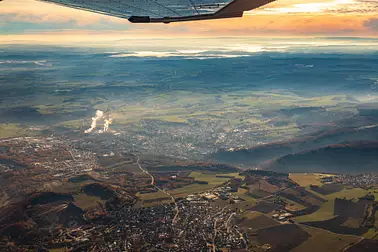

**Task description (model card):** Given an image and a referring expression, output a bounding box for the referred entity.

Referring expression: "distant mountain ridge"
[213,124,378,168]
[265,141,378,173]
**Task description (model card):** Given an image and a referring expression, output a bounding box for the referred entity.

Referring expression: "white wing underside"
[37,0,275,23]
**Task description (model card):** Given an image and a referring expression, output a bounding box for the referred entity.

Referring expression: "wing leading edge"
[37,0,276,23]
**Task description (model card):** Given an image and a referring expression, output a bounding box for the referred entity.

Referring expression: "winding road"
[136,157,154,186]
[136,156,179,226]
[212,205,232,252]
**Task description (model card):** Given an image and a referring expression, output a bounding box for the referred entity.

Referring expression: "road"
[212,217,219,252]
[342,237,364,252]
[135,156,179,226]
[211,205,233,252]
[136,157,154,186]
[225,212,237,233]
[166,191,179,225]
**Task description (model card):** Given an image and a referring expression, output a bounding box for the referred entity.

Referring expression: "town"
[1,136,378,251]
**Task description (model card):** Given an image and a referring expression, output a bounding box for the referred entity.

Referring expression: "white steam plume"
[85,110,104,134]
[99,115,113,133]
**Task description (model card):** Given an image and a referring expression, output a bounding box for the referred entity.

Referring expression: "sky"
[1,0,378,44]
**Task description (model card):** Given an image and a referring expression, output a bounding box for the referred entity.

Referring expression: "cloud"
[0,0,127,25]
[250,0,378,15]
[364,18,378,31]
[1,0,377,38]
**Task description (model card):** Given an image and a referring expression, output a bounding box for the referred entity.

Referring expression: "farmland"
[73,193,105,210]
[292,225,361,252]
[289,173,336,187]
[294,187,373,223]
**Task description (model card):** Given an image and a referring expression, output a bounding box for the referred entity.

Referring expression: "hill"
[265,141,378,173]
[213,124,378,167]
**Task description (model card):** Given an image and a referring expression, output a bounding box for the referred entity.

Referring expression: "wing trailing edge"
[37,0,276,24]
[130,0,275,23]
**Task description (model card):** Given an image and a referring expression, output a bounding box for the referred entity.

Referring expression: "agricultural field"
[289,173,336,187]
[0,123,39,138]
[137,171,249,207]
[136,184,215,207]
[280,187,326,207]
[324,188,371,201]
[49,248,66,252]
[294,200,335,222]
[292,225,361,252]
[248,224,311,252]
[233,188,257,202]
[105,161,144,174]
[294,188,370,223]
[52,182,84,194]
[136,190,169,202]
[73,193,105,210]
[188,172,231,185]
[135,170,246,207]
[228,200,259,212]
[239,211,280,231]
[216,172,245,180]
[283,197,307,212]
[169,183,216,198]
[248,201,281,214]
[248,179,279,194]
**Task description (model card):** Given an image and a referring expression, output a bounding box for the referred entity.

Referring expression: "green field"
[289,173,336,187]
[137,184,214,207]
[189,172,231,185]
[294,199,334,223]
[324,188,369,201]
[216,172,245,180]
[136,190,169,201]
[170,184,216,198]
[233,188,258,202]
[135,190,172,208]
[0,123,39,138]
[292,225,361,252]
[52,182,83,194]
[49,248,67,252]
[137,172,235,206]
[295,187,372,223]
[73,193,105,210]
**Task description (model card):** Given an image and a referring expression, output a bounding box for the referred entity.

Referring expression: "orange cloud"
[173,13,376,37]
[1,0,127,25]
[1,0,377,41]
[250,0,378,15]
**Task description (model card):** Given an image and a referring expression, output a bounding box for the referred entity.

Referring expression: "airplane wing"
[37,0,275,23]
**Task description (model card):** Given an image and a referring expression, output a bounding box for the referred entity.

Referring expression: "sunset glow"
[1,0,378,43]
